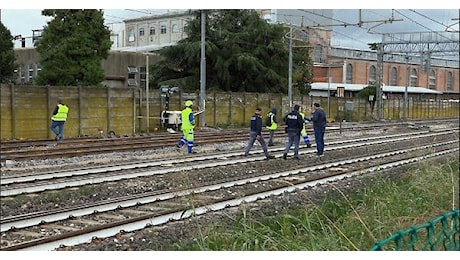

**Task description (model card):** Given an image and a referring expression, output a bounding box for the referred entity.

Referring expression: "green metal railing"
[371,209,460,251]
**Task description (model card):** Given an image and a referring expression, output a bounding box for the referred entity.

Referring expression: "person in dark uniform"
[244,108,275,160]
[282,104,304,159]
[306,102,327,157]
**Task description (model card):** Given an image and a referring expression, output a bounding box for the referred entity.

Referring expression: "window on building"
[128,66,138,86]
[20,64,26,83]
[150,27,155,35]
[314,45,323,63]
[128,29,135,42]
[128,66,138,73]
[161,25,167,34]
[410,68,418,87]
[369,65,376,84]
[28,64,34,82]
[140,67,146,85]
[428,69,436,89]
[139,28,145,36]
[353,51,362,58]
[36,63,42,78]
[346,64,353,84]
[172,24,179,33]
[390,67,398,86]
[446,71,453,90]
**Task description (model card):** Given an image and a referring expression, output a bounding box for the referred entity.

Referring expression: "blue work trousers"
[50,120,65,140]
[313,127,325,156]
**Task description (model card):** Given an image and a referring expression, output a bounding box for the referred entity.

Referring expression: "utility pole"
[327,66,331,116]
[146,55,149,133]
[404,56,410,120]
[286,24,309,112]
[376,43,384,121]
[199,10,206,127]
[288,26,293,111]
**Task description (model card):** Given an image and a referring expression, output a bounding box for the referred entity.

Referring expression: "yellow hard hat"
[185,100,193,107]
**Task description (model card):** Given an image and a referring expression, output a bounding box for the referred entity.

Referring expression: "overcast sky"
[1,2,459,53]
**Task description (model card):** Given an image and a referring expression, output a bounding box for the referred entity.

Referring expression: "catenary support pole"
[288,26,293,111]
[200,10,206,127]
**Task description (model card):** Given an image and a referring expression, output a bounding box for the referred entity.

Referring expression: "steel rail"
[2,130,456,197]
[1,139,457,233]
[2,118,456,161]
[0,128,440,182]
[2,146,457,251]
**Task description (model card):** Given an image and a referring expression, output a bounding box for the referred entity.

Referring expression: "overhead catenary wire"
[409,9,453,31]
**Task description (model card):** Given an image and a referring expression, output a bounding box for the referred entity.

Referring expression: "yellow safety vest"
[181,107,194,130]
[266,112,278,130]
[300,112,307,130]
[51,104,69,121]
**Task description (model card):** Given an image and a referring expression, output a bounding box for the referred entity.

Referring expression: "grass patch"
[167,157,459,251]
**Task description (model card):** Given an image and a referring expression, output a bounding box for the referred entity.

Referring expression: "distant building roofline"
[311,82,443,94]
[111,43,175,53]
[123,10,192,23]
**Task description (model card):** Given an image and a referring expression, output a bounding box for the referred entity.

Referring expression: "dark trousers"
[314,127,325,155]
[244,131,269,157]
[268,129,275,145]
[283,131,300,158]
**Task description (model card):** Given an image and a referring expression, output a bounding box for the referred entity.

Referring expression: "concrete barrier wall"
[1,85,139,140]
[1,84,458,140]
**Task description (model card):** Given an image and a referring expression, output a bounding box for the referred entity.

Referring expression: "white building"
[113,11,193,52]
[112,9,333,56]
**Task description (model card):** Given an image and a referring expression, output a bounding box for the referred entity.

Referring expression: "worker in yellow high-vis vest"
[266,107,278,146]
[299,106,312,148]
[50,99,69,141]
[176,100,196,154]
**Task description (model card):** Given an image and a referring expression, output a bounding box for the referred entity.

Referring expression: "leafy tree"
[358,85,376,99]
[0,22,16,83]
[36,9,111,86]
[151,10,312,93]
[358,85,377,111]
[292,44,313,95]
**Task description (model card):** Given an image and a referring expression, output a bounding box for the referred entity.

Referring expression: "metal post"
[200,10,206,127]
[288,26,293,111]
[146,54,149,134]
[336,86,345,134]
[327,66,331,116]
[376,43,384,121]
[404,56,409,120]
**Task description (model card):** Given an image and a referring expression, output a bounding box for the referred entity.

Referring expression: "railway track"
[0,128,456,195]
[0,125,458,251]
[1,118,456,161]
